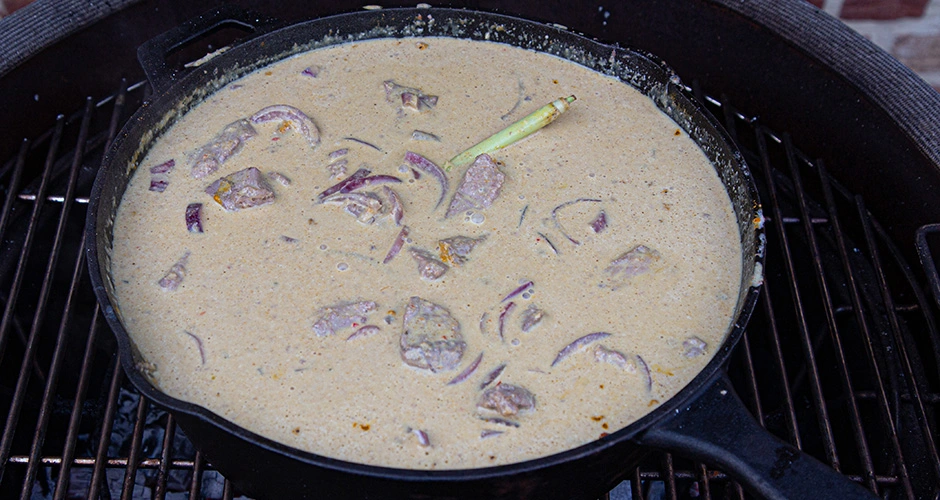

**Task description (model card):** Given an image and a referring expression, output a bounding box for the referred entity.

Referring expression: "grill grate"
[0,75,937,499]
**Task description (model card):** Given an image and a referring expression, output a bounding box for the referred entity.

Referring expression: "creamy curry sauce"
[110,37,742,469]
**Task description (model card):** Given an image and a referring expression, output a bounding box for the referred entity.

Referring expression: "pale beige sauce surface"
[111,37,742,469]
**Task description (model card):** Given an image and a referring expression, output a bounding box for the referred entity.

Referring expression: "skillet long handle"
[637,375,877,500]
[137,4,282,94]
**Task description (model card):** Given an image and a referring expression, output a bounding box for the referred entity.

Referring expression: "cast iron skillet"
[85,6,875,500]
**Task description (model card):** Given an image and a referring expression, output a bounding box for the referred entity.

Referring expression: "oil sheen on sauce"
[110,37,742,470]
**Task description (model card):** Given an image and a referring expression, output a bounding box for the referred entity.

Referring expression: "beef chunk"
[321,192,384,224]
[519,305,546,332]
[409,248,448,280]
[604,245,661,290]
[445,154,506,218]
[205,167,276,211]
[312,301,378,337]
[250,104,320,148]
[384,80,438,112]
[400,297,465,372]
[157,252,190,291]
[190,119,257,179]
[477,384,536,417]
[593,345,653,390]
[593,345,630,369]
[438,235,485,266]
[683,336,707,357]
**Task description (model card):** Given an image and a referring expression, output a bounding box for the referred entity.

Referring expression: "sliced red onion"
[346,325,381,341]
[419,94,438,109]
[158,252,190,291]
[149,179,169,192]
[149,159,175,174]
[498,302,516,341]
[382,226,409,264]
[590,210,608,233]
[551,198,602,245]
[404,151,448,209]
[537,232,559,255]
[280,235,298,243]
[317,168,371,200]
[250,104,320,148]
[412,428,431,447]
[447,351,483,385]
[343,136,383,151]
[479,363,506,390]
[383,186,403,226]
[551,332,612,367]
[301,65,320,78]
[183,330,206,365]
[479,312,489,336]
[411,130,440,142]
[480,429,505,439]
[268,171,291,186]
[185,203,204,233]
[501,281,533,303]
[327,160,348,178]
[362,175,403,187]
[478,417,520,428]
[636,354,652,391]
[329,148,348,160]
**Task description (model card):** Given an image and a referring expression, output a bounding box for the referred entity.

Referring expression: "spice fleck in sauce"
[111,37,741,469]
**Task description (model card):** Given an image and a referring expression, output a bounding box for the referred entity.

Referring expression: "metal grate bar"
[661,453,676,500]
[917,224,940,311]
[0,140,28,242]
[88,357,124,499]
[52,78,130,499]
[189,451,205,500]
[15,194,90,203]
[154,414,177,500]
[0,119,60,376]
[783,138,879,492]
[17,95,94,500]
[20,231,89,500]
[8,455,199,468]
[52,304,100,500]
[695,462,711,499]
[0,116,66,484]
[857,196,940,481]
[815,158,916,498]
[737,333,765,426]
[223,477,235,500]
[754,127,840,468]
[719,98,803,451]
[630,466,643,500]
[120,396,150,500]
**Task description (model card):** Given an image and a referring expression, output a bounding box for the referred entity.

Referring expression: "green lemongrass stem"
[443,95,576,171]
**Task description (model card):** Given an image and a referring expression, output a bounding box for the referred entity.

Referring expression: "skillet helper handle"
[137,4,281,94]
[637,376,877,500]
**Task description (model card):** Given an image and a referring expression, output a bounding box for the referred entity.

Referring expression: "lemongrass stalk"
[443,95,576,171]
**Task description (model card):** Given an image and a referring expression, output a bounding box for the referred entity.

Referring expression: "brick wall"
[811,0,940,90]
